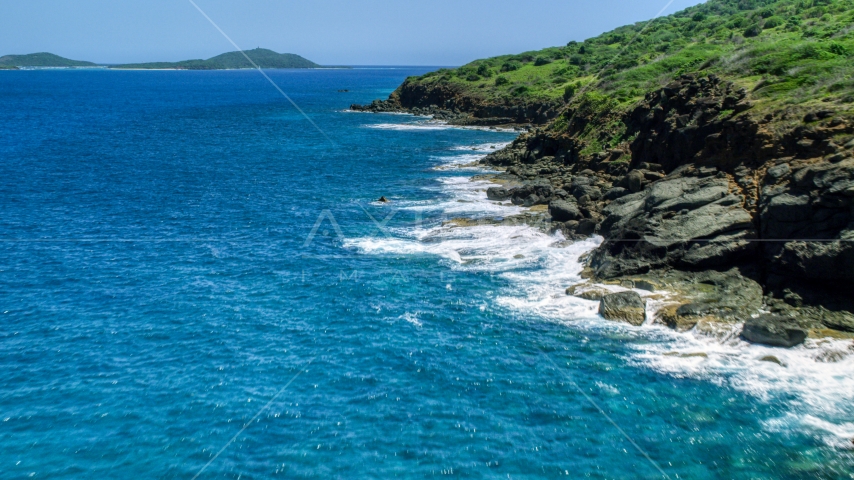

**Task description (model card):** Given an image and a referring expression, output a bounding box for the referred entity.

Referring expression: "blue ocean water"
[1,68,853,479]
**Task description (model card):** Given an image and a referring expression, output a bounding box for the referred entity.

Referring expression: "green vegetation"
[407,0,854,112]
[112,48,322,70]
[0,52,97,68]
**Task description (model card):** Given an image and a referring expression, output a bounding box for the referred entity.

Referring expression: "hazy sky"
[1,0,705,65]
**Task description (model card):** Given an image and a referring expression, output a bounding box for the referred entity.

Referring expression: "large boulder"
[549,200,583,222]
[571,184,603,201]
[599,291,646,326]
[624,170,645,193]
[591,175,757,278]
[486,187,511,201]
[741,315,808,347]
[509,183,554,206]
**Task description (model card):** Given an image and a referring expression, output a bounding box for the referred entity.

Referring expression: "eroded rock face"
[599,291,646,326]
[627,74,756,172]
[761,159,854,283]
[741,315,808,347]
[591,175,757,278]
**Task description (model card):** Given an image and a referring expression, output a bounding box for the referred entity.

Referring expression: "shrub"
[727,16,747,29]
[764,16,784,28]
[569,54,585,65]
[828,42,848,55]
[500,61,521,72]
[563,83,578,100]
[534,56,553,66]
[495,76,509,86]
[744,23,763,37]
[466,73,481,81]
[476,64,493,77]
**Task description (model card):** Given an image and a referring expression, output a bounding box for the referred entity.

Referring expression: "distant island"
[0,48,339,70]
[0,52,97,69]
[111,48,324,70]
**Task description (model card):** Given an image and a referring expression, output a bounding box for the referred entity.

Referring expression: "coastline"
[345,123,854,450]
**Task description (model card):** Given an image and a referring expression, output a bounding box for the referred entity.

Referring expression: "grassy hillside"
[405,0,854,113]
[0,53,97,67]
[113,48,321,70]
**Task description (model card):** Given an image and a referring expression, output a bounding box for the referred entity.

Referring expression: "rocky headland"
[355,0,854,347]
[479,73,854,343]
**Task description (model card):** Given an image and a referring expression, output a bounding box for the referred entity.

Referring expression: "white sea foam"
[343,110,431,117]
[364,121,519,133]
[432,142,512,170]
[449,142,512,153]
[629,326,854,448]
[346,129,854,450]
[365,122,452,131]
[388,175,523,218]
[399,312,423,328]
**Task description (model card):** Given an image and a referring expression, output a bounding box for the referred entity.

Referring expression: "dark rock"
[486,187,511,201]
[549,200,583,222]
[625,170,645,193]
[741,315,808,347]
[592,176,756,277]
[760,160,854,289]
[378,196,389,203]
[599,291,646,326]
[577,219,598,235]
[509,183,554,206]
[766,163,790,181]
[604,187,628,200]
[522,194,540,207]
[571,184,603,201]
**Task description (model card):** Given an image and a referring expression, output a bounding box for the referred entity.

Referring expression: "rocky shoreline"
[350,77,560,128]
[359,73,854,349]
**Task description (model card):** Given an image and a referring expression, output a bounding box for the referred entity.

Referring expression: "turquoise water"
[1,68,852,479]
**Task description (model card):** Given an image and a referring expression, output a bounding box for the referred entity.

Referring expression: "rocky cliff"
[481,73,854,338]
[354,0,854,345]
